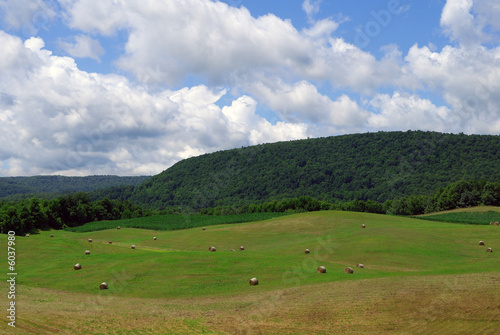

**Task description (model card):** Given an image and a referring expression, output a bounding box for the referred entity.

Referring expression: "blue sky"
[0,0,499,176]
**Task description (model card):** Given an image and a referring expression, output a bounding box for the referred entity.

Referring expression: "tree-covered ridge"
[0,175,150,200]
[130,131,500,210]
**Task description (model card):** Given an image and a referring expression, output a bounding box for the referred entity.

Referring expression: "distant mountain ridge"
[128,131,500,209]
[0,175,150,200]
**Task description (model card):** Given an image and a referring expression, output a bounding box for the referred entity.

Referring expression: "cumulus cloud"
[0,33,309,176]
[441,0,484,46]
[367,92,455,132]
[58,35,105,61]
[1,0,500,177]
[405,43,500,133]
[248,80,369,133]
[0,0,59,31]
[59,0,405,95]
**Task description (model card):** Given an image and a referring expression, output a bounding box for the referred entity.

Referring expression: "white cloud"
[59,0,404,95]
[367,92,455,132]
[248,80,369,133]
[441,0,484,46]
[0,0,58,31]
[0,32,310,176]
[58,35,105,61]
[302,0,323,23]
[405,43,500,132]
[2,0,500,177]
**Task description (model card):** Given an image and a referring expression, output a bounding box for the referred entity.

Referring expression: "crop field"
[64,212,291,233]
[5,210,500,334]
[415,206,500,225]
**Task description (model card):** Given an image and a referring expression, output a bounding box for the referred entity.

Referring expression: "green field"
[414,206,500,225]
[64,212,292,233]
[7,210,500,334]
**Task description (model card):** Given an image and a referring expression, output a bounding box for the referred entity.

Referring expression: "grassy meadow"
[6,210,500,334]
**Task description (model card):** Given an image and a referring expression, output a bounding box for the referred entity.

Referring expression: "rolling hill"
[17,210,500,334]
[129,131,500,209]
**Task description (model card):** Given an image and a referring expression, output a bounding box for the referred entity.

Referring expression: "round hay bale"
[345,267,354,274]
[305,249,310,254]
[100,282,108,290]
[50,234,54,238]
[240,246,245,251]
[85,250,90,255]
[117,226,121,229]
[317,266,326,273]
[74,263,82,270]
[479,241,485,246]
[249,277,259,286]
[88,239,93,242]
[356,264,365,268]
[487,247,493,253]
[153,237,157,240]
[131,245,136,249]
[361,224,366,228]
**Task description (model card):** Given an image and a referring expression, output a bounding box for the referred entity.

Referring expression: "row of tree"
[1,180,499,235]
[197,180,500,216]
[0,192,151,235]
[385,180,500,215]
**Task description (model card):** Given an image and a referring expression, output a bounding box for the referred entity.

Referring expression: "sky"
[0,0,499,177]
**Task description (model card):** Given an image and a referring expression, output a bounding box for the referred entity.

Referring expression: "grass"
[64,212,291,233]
[414,206,500,225]
[10,209,500,334]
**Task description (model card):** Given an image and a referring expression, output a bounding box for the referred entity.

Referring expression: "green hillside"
[0,175,150,200]
[16,211,500,334]
[130,131,500,209]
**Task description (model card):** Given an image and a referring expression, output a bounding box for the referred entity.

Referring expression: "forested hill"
[129,131,500,210]
[0,175,150,200]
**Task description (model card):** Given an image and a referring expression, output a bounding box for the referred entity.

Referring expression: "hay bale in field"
[356,264,364,268]
[487,247,493,253]
[479,241,485,246]
[88,239,92,242]
[317,266,326,273]
[153,237,157,240]
[305,249,310,254]
[74,263,82,270]
[361,224,366,228]
[345,267,354,274]
[131,245,136,249]
[240,246,245,251]
[209,246,216,252]
[100,282,108,290]
[249,277,259,286]
[85,250,90,255]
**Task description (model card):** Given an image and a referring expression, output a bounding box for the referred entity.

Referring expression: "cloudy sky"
[0,0,499,176]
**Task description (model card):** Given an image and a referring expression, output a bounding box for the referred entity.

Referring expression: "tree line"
[2,180,499,236]
[0,192,151,235]
[194,180,500,217]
